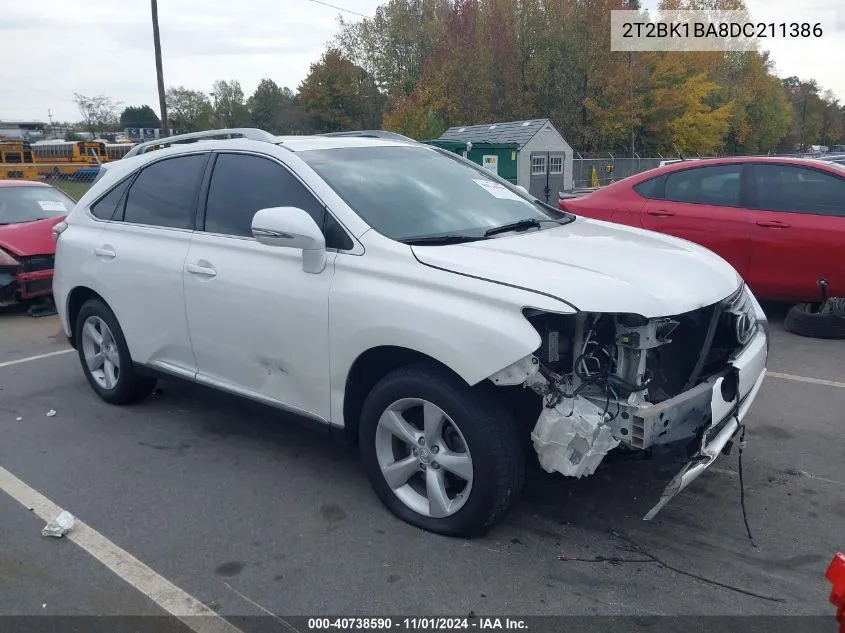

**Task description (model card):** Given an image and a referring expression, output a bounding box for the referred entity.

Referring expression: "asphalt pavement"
[1,302,843,630]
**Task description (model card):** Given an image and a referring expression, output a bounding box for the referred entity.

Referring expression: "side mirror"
[251,207,327,274]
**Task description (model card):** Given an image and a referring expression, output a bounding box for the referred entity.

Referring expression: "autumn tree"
[335,0,450,97]
[166,87,214,132]
[303,0,834,153]
[298,49,386,132]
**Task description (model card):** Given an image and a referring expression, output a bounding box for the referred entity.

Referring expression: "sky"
[1,0,842,124]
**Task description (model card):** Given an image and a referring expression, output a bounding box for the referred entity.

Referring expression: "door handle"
[185,262,217,278]
[646,209,675,217]
[93,245,116,259]
[756,220,791,228]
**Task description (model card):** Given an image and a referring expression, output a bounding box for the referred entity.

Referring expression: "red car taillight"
[0,248,20,266]
[51,220,69,242]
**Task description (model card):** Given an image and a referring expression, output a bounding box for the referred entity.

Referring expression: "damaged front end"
[0,251,56,308]
[489,285,768,520]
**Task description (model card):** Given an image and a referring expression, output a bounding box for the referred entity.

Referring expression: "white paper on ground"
[42,510,76,538]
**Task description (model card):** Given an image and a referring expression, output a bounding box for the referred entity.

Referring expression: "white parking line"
[0,465,243,633]
[0,348,74,369]
[768,372,845,390]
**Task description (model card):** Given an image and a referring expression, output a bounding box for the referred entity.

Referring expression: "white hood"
[411,217,742,317]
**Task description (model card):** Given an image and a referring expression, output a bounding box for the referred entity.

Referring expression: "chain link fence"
[571,155,665,189]
[569,149,839,190]
[43,169,99,202]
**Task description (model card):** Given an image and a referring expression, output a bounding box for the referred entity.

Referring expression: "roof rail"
[320,130,417,143]
[123,128,278,158]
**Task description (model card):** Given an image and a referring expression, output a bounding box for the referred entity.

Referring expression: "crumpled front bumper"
[0,268,54,305]
[643,328,768,520]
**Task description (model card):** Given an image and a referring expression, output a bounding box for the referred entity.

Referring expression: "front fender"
[328,243,574,426]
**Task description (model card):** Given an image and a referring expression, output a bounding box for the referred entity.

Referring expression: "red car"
[558,157,845,302]
[0,180,75,307]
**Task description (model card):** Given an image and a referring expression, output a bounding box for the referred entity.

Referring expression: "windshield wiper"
[483,218,545,237]
[402,234,484,246]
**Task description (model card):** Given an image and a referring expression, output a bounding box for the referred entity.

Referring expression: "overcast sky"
[1,0,842,124]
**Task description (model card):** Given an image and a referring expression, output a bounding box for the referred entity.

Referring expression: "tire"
[74,298,157,404]
[783,298,845,340]
[359,361,525,537]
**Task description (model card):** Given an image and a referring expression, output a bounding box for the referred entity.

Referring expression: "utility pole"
[151,0,169,137]
[800,90,808,152]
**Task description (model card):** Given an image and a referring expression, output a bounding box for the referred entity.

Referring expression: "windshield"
[299,145,571,242]
[0,186,74,225]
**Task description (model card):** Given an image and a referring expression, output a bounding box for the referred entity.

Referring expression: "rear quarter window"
[89,178,132,220]
[633,175,665,199]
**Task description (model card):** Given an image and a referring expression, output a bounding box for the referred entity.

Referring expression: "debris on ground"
[16,417,22,421]
[45,410,56,417]
[41,510,76,538]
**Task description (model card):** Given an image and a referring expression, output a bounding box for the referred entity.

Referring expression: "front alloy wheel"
[375,398,474,519]
[360,362,525,537]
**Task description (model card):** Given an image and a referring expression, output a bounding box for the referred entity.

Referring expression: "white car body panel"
[183,231,337,421]
[94,222,196,372]
[411,217,742,318]
[327,233,573,426]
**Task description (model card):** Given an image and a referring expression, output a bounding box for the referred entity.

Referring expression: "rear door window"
[122,153,207,229]
[752,164,845,217]
[664,165,743,207]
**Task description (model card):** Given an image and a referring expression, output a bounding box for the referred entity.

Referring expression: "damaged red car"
[0,180,75,308]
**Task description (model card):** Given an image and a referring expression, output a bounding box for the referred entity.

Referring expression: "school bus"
[105,142,135,160]
[32,140,109,164]
[0,141,40,180]
[1,140,102,181]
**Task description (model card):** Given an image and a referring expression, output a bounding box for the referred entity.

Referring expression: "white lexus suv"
[52,129,768,536]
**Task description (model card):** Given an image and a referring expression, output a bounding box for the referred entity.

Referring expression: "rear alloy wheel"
[360,362,524,537]
[75,299,157,404]
[81,315,122,390]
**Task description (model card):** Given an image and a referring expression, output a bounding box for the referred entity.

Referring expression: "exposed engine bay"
[488,287,765,518]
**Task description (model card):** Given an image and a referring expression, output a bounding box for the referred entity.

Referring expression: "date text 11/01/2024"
[307,618,529,630]
[622,21,823,39]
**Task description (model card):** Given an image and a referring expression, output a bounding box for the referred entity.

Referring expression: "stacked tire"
[784,298,845,339]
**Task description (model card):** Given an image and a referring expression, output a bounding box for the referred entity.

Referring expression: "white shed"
[437,118,574,203]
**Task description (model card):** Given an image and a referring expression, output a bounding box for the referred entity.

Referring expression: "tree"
[73,94,121,137]
[119,105,161,129]
[298,49,385,132]
[312,0,827,153]
[211,80,249,127]
[165,86,213,132]
[247,79,308,133]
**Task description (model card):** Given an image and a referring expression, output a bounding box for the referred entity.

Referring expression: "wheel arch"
[66,286,110,348]
[341,345,468,446]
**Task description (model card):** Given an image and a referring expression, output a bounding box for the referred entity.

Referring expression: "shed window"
[531,156,546,175]
[549,156,563,174]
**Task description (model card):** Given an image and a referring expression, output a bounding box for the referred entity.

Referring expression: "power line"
[305,0,369,18]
